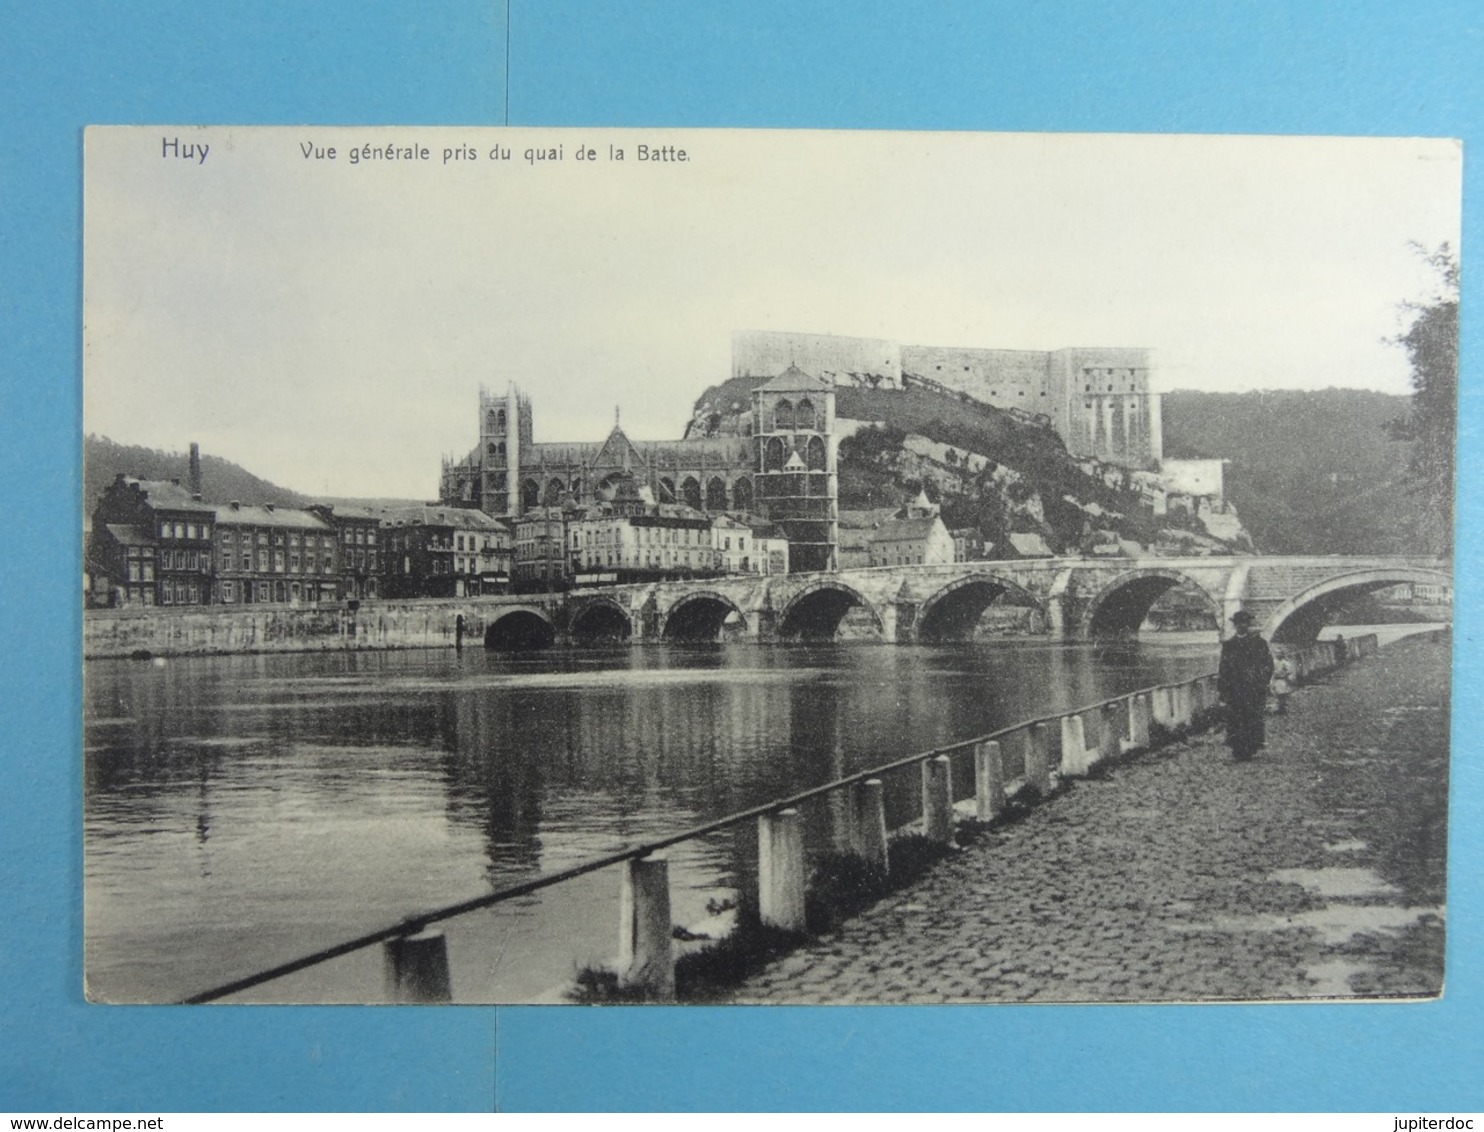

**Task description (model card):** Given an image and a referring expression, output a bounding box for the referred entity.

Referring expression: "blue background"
[2,0,1480,1112]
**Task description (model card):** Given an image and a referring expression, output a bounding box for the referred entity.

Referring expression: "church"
[438,367,840,573]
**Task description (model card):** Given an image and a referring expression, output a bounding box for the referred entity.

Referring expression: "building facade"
[213,502,339,605]
[750,365,838,573]
[513,506,572,592]
[568,507,718,585]
[90,476,217,607]
[867,516,954,567]
[379,504,508,598]
[308,505,383,600]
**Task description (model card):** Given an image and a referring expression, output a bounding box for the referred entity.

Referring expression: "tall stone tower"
[751,365,838,573]
[475,384,531,517]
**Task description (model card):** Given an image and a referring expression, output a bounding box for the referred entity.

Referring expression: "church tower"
[751,365,837,573]
[477,383,532,517]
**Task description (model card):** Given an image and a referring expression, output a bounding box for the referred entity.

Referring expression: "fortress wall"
[732,329,902,386]
[901,345,1056,409]
[1053,347,1159,467]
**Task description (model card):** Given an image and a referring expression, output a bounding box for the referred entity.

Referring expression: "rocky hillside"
[688,375,1224,557]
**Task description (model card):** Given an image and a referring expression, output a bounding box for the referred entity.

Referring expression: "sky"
[84,127,1462,499]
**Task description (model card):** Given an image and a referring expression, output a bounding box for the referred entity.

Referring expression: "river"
[86,633,1235,1003]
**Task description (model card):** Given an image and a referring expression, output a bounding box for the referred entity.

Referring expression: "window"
[187,524,197,540]
[174,523,185,539]
[159,522,170,539]
[274,550,285,572]
[223,581,235,603]
[258,551,269,572]
[242,554,252,571]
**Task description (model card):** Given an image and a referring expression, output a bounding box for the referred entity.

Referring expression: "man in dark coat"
[1218,609,1275,761]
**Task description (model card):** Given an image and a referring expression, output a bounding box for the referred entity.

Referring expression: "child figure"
[1271,655,1294,715]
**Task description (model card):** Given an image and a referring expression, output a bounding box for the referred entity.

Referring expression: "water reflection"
[85,636,1219,1001]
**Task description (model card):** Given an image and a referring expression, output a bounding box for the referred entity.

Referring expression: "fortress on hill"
[436,327,1162,573]
[732,329,1161,469]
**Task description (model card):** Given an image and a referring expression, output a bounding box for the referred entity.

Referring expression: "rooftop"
[118,476,216,514]
[868,517,944,543]
[216,502,332,532]
[754,364,832,395]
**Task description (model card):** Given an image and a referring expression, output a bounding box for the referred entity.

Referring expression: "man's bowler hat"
[1230,610,1255,625]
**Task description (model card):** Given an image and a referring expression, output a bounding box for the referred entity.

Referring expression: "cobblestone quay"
[732,633,1449,1004]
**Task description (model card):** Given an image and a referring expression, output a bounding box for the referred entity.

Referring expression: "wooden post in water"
[619,854,675,999]
[1128,691,1152,750]
[975,740,1006,821]
[1060,712,1090,777]
[850,779,889,876]
[922,755,954,844]
[758,809,807,932]
[383,928,453,1004]
[1024,722,1051,793]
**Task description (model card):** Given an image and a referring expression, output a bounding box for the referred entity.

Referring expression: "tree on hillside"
[1387,243,1459,556]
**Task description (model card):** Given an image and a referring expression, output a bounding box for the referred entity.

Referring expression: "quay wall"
[84,601,486,659]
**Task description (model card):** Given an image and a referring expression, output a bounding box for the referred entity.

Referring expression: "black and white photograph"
[82,126,1458,1005]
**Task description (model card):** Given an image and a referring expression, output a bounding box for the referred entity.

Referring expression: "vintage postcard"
[83,127,1457,1004]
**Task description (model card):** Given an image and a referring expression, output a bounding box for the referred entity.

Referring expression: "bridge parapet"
[84,556,1453,657]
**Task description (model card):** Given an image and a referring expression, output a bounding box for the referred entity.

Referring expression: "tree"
[1388,243,1459,556]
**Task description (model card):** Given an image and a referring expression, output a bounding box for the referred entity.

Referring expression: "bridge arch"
[916,572,1046,642]
[1264,567,1452,645]
[660,590,748,642]
[484,608,557,650]
[1083,568,1221,639]
[569,597,633,644]
[777,580,884,641]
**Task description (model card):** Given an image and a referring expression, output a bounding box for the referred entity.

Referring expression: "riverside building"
[90,475,217,607]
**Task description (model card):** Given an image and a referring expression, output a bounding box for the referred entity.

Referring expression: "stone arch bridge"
[466,556,1450,648]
